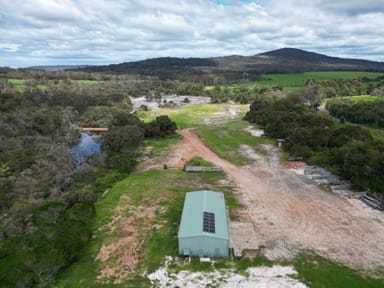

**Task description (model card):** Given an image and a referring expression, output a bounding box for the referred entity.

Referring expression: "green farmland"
[257,71,384,87]
[334,95,384,102]
[206,71,384,93]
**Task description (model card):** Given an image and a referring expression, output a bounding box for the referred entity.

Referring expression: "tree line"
[326,98,384,128]
[244,94,384,196]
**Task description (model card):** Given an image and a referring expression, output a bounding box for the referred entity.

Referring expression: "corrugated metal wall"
[178,235,228,258]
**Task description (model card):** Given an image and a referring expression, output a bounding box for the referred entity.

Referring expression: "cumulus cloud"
[0,0,383,67]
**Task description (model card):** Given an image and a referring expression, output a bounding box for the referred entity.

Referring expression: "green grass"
[334,95,384,102]
[141,103,249,128]
[186,156,215,167]
[141,103,273,165]
[141,134,182,158]
[206,71,384,91]
[8,79,25,86]
[196,119,274,164]
[56,169,237,287]
[76,80,99,85]
[289,252,384,288]
[257,71,384,88]
[7,79,47,91]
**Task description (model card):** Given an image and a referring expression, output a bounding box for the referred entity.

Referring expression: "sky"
[0,0,383,67]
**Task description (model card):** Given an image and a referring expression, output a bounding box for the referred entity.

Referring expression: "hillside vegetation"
[77,48,384,83]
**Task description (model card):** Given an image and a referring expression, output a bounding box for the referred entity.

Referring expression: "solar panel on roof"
[203,211,215,233]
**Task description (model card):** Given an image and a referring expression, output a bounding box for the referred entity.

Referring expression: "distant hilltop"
[69,48,384,80]
[21,48,384,83]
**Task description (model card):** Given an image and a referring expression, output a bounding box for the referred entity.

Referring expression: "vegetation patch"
[326,97,384,128]
[186,156,215,167]
[56,169,236,287]
[245,95,384,195]
[289,252,384,288]
[335,95,384,102]
[257,71,384,88]
[196,119,274,164]
[77,80,99,85]
[141,103,249,128]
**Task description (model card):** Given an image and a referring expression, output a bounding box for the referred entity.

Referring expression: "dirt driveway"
[141,129,384,273]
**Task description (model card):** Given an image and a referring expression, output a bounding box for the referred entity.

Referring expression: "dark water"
[71,132,101,165]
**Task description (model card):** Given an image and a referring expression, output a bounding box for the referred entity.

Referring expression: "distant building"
[178,191,229,258]
[277,138,285,148]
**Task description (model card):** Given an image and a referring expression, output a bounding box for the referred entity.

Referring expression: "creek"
[71,132,101,165]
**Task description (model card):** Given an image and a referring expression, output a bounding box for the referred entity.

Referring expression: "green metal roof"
[178,191,229,240]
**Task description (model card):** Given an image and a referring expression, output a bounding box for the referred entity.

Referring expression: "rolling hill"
[74,48,384,81]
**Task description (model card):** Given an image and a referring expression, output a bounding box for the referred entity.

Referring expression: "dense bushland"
[0,77,176,287]
[326,98,384,128]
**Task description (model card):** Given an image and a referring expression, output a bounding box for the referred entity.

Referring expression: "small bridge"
[80,127,109,132]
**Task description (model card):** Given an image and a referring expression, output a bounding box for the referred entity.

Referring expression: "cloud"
[0,0,383,67]
[0,43,21,53]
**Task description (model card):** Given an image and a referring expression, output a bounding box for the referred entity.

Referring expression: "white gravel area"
[147,257,307,288]
[245,126,265,137]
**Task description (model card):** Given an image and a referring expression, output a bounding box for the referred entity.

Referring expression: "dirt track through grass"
[163,129,384,273]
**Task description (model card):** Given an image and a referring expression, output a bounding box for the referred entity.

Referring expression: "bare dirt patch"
[135,129,218,171]
[230,222,260,249]
[282,161,308,169]
[162,129,384,272]
[95,203,160,284]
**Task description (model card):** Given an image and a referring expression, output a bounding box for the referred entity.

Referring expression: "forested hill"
[75,48,384,80]
[259,48,384,71]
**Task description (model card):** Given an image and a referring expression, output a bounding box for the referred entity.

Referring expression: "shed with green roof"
[178,190,229,258]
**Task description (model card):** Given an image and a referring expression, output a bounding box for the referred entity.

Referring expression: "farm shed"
[178,191,229,258]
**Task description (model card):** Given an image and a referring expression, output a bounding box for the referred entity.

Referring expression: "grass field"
[257,71,384,87]
[140,103,249,128]
[196,119,274,164]
[206,71,384,91]
[8,79,25,86]
[334,95,384,102]
[77,80,99,85]
[288,252,384,288]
